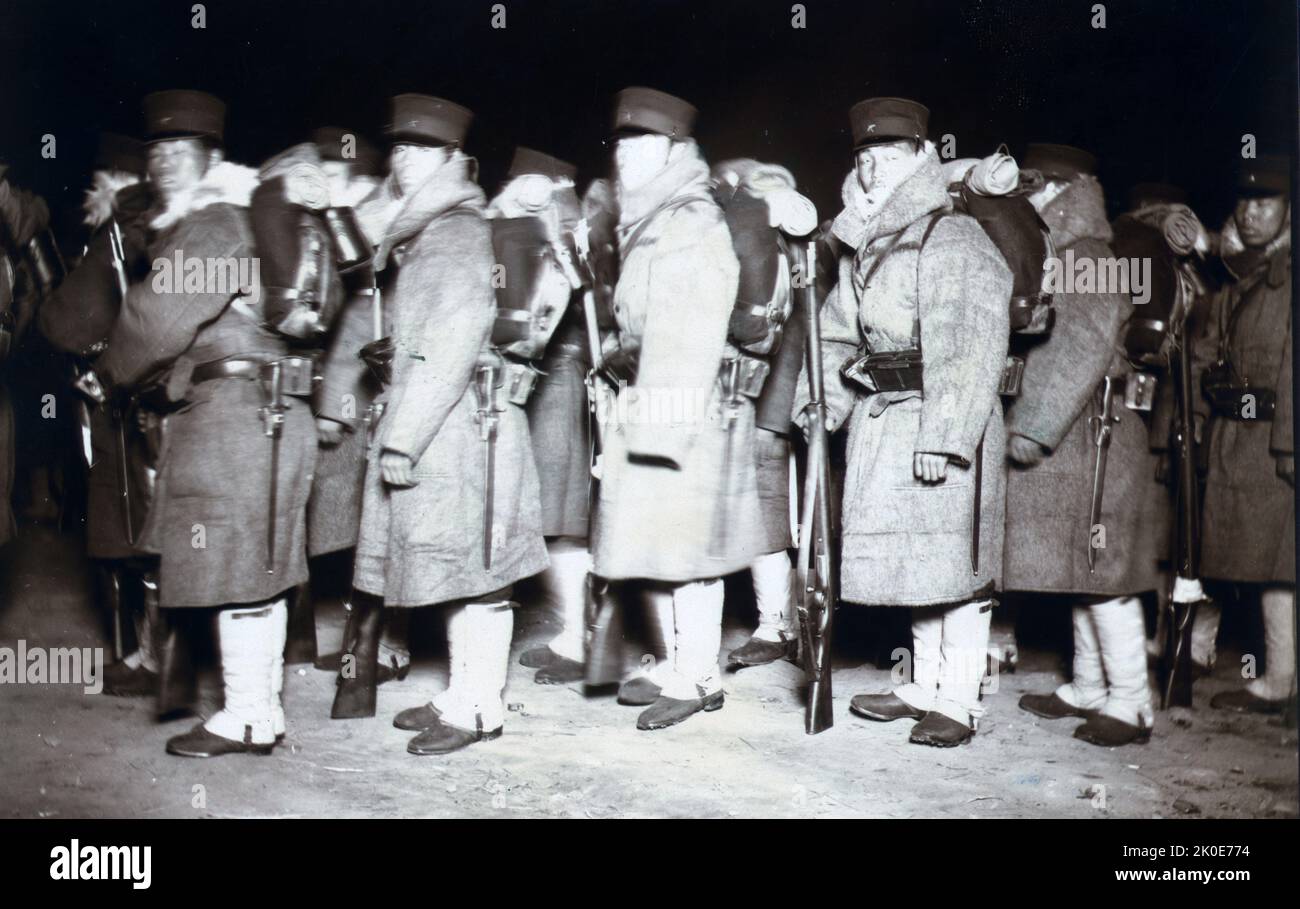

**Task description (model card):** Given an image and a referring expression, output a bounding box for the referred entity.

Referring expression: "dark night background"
[1,0,1296,239]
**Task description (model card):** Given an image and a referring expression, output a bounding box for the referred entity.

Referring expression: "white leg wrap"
[751,550,796,643]
[545,543,592,663]
[1092,596,1154,727]
[134,574,161,673]
[660,580,724,700]
[438,601,514,732]
[894,606,942,712]
[1056,605,1108,711]
[1247,587,1297,701]
[203,599,284,746]
[934,599,993,726]
[1189,597,1221,669]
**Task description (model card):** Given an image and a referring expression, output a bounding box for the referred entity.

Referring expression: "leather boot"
[284,581,318,665]
[156,610,199,719]
[330,592,383,719]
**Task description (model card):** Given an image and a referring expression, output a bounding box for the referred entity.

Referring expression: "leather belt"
[191,358,266,383]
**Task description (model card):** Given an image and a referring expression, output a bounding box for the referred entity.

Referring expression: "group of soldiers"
[0,85,1292,760]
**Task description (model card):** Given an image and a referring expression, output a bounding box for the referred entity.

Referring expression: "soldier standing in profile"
[38,133,163,697]
[486,147,595,686]
[1010,144,1162,747]
[591,88,762,730]
[1194,154,1294,716]
[96,91,317,757]
[800,98,1010,747]
[351,95,548,755]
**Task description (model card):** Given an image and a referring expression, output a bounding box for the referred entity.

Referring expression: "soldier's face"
[147,139,214,202]
[854,141,915,195]
[391,143,448,195]
[1234,195,1288,248]
[615,133,672,193]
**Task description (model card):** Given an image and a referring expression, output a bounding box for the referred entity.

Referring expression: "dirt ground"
[2,523,1296,819]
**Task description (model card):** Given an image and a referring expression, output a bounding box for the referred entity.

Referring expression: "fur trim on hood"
[149,160,260,232]
[831,142,947,250]
[1037,175,1111,248]
[83,170,141,229]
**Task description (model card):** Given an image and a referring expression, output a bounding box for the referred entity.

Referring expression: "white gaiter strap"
[440,601,514,732]
[1057,605,1107,711]
[751,550,796,642]
[204,600,282,745]
[1247,587,1297,701]
[546,544,592,663]
[894,606,943,712]
[662,579,724,700]
[935,599,993,726]
[1092,596,1154,727]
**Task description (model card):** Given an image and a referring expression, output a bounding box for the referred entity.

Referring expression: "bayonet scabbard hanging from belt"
[261,360,286,573]
[1086,375,1119,572]
[473,360,503,571]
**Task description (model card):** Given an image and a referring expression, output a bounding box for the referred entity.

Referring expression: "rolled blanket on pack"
[1161,204,1208,257]
[967,150,1020,196]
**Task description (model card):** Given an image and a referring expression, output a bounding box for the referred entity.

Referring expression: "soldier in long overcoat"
[351,95,549,755]
[1010,145,1163,747]
[96,91,316,757]
[797,99,1011,747]
[1193,155,1294,715]
[589,88,764,730]
[481,148,595,686]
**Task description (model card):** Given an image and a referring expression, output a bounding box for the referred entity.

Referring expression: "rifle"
[793,238,837,734]
[1159,261,1208,708]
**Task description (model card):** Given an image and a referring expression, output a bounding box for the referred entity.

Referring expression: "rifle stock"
[793,237,837,734]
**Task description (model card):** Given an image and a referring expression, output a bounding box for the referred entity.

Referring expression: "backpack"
[946,179,1056,334]
[715,182,795,357]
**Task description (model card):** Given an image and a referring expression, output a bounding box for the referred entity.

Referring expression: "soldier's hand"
[316,417,346,447]
[380,450,417,487]
[913,452,948,484]
[1007,433,1047,466]
[1278,455,1294,487]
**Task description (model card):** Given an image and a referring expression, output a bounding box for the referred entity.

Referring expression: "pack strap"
[620,193,714,257]
[855,209,948,354]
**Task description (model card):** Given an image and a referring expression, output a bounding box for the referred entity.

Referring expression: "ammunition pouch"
[1010,293,1054,335]
[1122,371,1158,412]
[720,353,771,401]
[598,345,639,388]
[998,355,1026,397]
[841,348,923,396]
[503,358,544,406]
[1124,316,1169,368]
[1202,362,1275,420]
[359,337,394,388]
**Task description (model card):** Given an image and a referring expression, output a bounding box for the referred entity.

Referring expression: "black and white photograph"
[0,0,1296,870]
